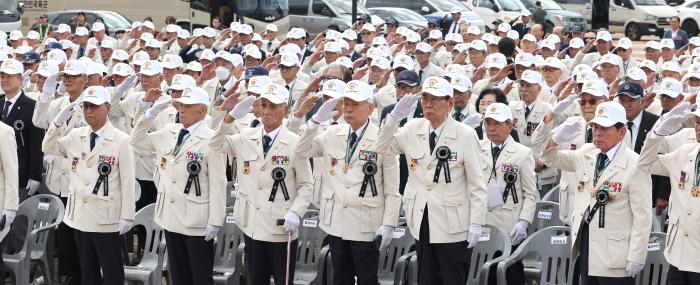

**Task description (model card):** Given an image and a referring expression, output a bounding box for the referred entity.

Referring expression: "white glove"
[26,179,41,195]
[552,117,583,144]
[1,209,16,226]
[229,96,256,120]
[204,224,220,241]
[22,70,32,89]
[467,224,482,249]
[463,113,482,128]
[283,211,301,233]
[52,102,77,126]
[666,101,691,118]
[118,219,134,235]
[625,261,644,277]
[41,74,58,101]
[56,82,66,97]
[509,220,529,245]
[551,93,580,114]
[390,93,420,120]
[115,75,138,97]
[654,115,685,136]
[144,99,172,119]
[311,98,340,123]
[374,225,393,252]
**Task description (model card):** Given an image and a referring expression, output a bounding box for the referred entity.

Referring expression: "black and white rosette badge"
[586,188,610,228]
[269,167,290,201]
[503,171,519,204]
[184,161,202,196]
[13,120,24,147]
[433,146,452,183]
[359,161,378,197]
[92,162,111,196]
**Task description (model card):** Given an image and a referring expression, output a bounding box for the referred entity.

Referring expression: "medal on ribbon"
[433,146,452,183]
[359,161,378,197]
[92,162,111,196]
[587,187,610,228]
[269,167,289,201]
[184,161,202,196]
[13,120,25,147]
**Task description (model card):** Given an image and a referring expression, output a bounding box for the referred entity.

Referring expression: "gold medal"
[160,157,167,169]
[577,181,584,193]
[692,186,700,197]
[243,161,250,175]
[330,168,336,176]
[343,164,350,174]
[409,159,417,171]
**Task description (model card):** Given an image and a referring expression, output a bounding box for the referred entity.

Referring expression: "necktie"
[349,132,358,148]
[453,112,464,122]
[429,131,437,153]
[418,69,424,83]
[267,41,273,50]
[524,106,532,119]
[176,129,189,148]
[452,23,458,33]
[2,101,11,120]
[596,153,608,173]
[586,128,593,144]
[285,85,290,91]
[90,132,98,151]
[251,119,260,128]
[175,113,180,123]
[331,121,338,125]
[263,135,272,156]
[78,46,85,58]
[492,146,502,161]
[626,122,634,144]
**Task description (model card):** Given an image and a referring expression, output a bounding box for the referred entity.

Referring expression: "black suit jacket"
[380,103,424,195]
[0,93,44,188]
[630,111,671,203]
[440,19,459,36]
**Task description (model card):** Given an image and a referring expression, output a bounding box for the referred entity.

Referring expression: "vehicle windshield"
[371,9,427,22]
[331,0,372,14]
[100,12,132,29]
[499,0,525,11]
[522,0,562,9]
[0,0,18,14]
[635,0,665,5]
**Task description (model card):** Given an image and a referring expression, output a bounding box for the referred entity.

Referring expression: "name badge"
[359,150,378,162]
[448,151,458,161]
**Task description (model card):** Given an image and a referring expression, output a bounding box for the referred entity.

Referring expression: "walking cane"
[277,219,293,285]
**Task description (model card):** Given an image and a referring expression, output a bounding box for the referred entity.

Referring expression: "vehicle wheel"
[625,23,641,41]
[683,19,699,37]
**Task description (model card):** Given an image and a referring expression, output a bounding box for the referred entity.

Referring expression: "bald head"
[531,24,544,40]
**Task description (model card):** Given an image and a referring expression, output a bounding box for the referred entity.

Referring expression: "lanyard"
[263,131,279,158]
[488,142,507,183]
[429,124,446,154]
[694,150,700,187]
[345,122,369,166]
[593,153,613,186]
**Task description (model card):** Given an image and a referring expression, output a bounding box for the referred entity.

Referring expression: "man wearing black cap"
[380,70,423,195]
[385,17,400,43]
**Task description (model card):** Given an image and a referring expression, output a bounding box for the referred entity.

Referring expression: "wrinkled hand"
[509,220,529,245]
[283,212,300,233]
[552,117,583,144]
[204,224,220,241]
[41,74,59,101]
[229,96,256,120]
[374,225,393,252]
[1,209,16,226]
[145,98,173,119]
[53,102,77,126]
[118,219,134,235]
[115,75,138,97]
[551,93,580,114]
[311,98,340,123]
[295,95,319,118]
[625,261,644,277]
[654,115,684,136]
[389,93,420,120]
[467,224,482,248]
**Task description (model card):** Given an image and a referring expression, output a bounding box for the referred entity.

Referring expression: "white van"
[290,0,384,38]
[0,0,22,33]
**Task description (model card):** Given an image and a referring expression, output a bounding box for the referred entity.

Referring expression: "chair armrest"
[393,250,415,285]
[310,245,331,285]
[496,240,531,285]
[479,254,508,285]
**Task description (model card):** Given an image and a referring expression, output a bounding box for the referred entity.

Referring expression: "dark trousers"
[244,235,298,285]
[416,207,471,285]
[327,235,379,285]
[487,245,524,284]
[128,179,157,255]
[73,230,125,285]
[667,265,700,285]
[164,230,214,285]
[57,197,81,284]
[579,223,635,285]
[0,215,28,279]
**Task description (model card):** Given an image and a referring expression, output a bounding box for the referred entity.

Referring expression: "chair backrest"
[378,226,415,282]
[213,214,245,271]
[132,204,166,267]
[541,186,560,202]
[17,194,64,253]
[528,201,564,235]
[466,224,511,285]
[501,226,574,285]
[225,182,236,208]
[295,210,326,273]
[636,232,668,285]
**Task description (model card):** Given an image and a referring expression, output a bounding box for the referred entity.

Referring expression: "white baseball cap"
[8,31,22,41]
[690,37,700,47]
[469,40,487,51]
[686,64,700,79]
[131,21,143,29]
[47,49,67,63]
[166,24,181,33]
[657,78,683,98]
[86,61,108,76]
[467,26,481,35]
[82,86,111,105]
[266,24,279,32]
[540,39,556,50]
[252,33,263,42]
[144,39,161,49]
[186,61,203,72]
[139,33,154,41]
[342,29,358,41]
[421,77,452,97]
[569,38,585,49]
[361,23,376,32]
[581,79,608,97]
[199,49,216,61]
[279,52,300,67]
[162,54,184,69]
[598,54,621,66]
[0,58,22,74]
[131,51,150,65]
[247,76,272,94]
[661,61,681,74]
[428,30,443,40]
[521,10,532,16]
[639,59,657,71]
[142,21,155,30]
[324,41,342,53]
[26,31,40,40]
[522,34,537,43]
[484,102,513,122]
[111,63,133,77]
[596,30,612,42]
[36,61,59,77]
[342,80,374,102]
[371,36,388,46]
[176,87,210,107]
[75,27,89,37]
[547,34,561,44]
[543,57,565,70]
[334,56,353,69]
[100,39,115,49]
[660,38,675,49]
[497,23,511,33]
[416,42,432,53]
[486,53,507,69]
[589,101,626,127]
[318,79,346,98]
[92,22,106,32]
[406,31,421,43]
[139,60,163,76]
[244,45,262,59]
[515,53,535,67]
[259,83,290,105]
[575,69,598,83]
[392,54,415,70]
[450,7,463,13]
[56,24,71,34]
[61,60,87,76]
[625,68,647,81]
[507,30,520,41]
[215,51,243,66]
[645,41,661,50]
[520,70,543,85]
[14,45,32,55]
[444,64,466,79]
[445,33,463,43]
[177,29,191,39]
[279,43,301,55]
[239,24,253,35]
[617,37,632,50]
[325,30,342,42]
[451,76,471,93]
[170,74,196,91]
[371,56,391,70]
[110,49,128,61]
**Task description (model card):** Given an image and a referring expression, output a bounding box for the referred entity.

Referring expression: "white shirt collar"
[601,141,622,160]
[4,91,21,104]
[263,124,282,141]
[90,123,107,137]
[630,111,642,128]
[183,120,204,135]
[350,120,369,136]
[429,119,446,135]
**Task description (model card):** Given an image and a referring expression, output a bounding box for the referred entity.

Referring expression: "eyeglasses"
[360,32,373,36]
[577,98,599,106]
[420,96,450,104]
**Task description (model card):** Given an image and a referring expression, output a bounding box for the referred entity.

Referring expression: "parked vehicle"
[0,0,22,33]
[677,0,700,36]
[48,10,132,37]
[368,7,429,31]
[361,0,487,32]
[519,0,587,31]
[289,0,383,37]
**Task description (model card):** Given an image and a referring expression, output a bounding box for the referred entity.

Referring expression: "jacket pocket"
[361,199,383,233]
[184,194,209,228]
[321,191,335,226]
[233,192,248,227]
[97,195,118,225]
[443,192,468,234]
[403,190,417,227]
[606,230,630,268]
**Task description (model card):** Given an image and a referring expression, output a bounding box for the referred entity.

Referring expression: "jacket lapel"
[3,93,25,125]
[86,122,116,161]
[265,127,291,168]
[175,123,206,160]
[595,147,628,188]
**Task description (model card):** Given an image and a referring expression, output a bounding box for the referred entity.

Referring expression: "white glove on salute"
[40,74,58,102]
[311,97,339,123]
[229,96,256,120]
[665,101,690,118]
[389,94,420,120]
[463,113,482,128]
[114,75,138,98]
[550,93,580,114]
[467,224,482,248]
[52,101,78,126]
[552,117,583,144]
[654,115,685,136]
[144,98,173,119]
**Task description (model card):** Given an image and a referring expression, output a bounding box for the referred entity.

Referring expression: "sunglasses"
[577,98,599,106]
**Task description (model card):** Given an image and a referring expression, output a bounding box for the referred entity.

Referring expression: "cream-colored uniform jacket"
[42,122,135,232]
[0,123,18,212]
[131,118,226,236]
[296,122,401,241]
[209,122,313,242]
[375,116,487,243]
